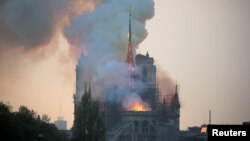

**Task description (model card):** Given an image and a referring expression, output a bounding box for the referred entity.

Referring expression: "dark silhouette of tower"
[126,10,135,82]
[172,85,180,131]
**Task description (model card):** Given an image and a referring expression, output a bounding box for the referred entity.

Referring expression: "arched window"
[142,120,149,133]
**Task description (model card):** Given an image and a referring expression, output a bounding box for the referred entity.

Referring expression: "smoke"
[0,0,99,53]
[1,0,61,48]
[66,0,155,109]
[94,60,145,101]
[157,66,176,100]
[65,0,154,59]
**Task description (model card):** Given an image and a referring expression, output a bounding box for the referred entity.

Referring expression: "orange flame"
[128,101,151,112]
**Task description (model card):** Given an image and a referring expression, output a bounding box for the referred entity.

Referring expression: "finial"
[146,51,149,57]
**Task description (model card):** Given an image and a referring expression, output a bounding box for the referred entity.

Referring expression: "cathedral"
[73,12,181,141]
[104,52,181,141]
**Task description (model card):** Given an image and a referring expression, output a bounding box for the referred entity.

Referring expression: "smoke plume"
[65,0,155,109]
[157,66,176,100]
[0,0,98,52]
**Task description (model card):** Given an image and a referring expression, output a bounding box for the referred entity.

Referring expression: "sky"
[0,0,250,130]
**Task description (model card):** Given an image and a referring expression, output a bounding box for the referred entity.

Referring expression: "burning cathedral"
[73,11,180,141]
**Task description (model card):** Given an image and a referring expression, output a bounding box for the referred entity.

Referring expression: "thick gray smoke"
[157,66,176,101]
[65,0,155,109]
[1,0,65,48]
[66,0,154,60]
[0,0,98,50]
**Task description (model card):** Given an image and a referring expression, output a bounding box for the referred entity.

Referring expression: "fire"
[128,101,151,112]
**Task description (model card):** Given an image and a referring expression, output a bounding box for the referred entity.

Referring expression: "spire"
[175,85,178,94]
[88,82,91,97]
[126,6,135,82]
[146,51,149,57]
[172,85,180,108]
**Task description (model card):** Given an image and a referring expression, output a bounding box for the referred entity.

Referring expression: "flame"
[128,101,151,112]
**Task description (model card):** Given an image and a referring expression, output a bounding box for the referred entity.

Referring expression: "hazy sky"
[1,0,250,130]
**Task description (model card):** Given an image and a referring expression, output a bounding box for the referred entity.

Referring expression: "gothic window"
[142,120,149,133]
